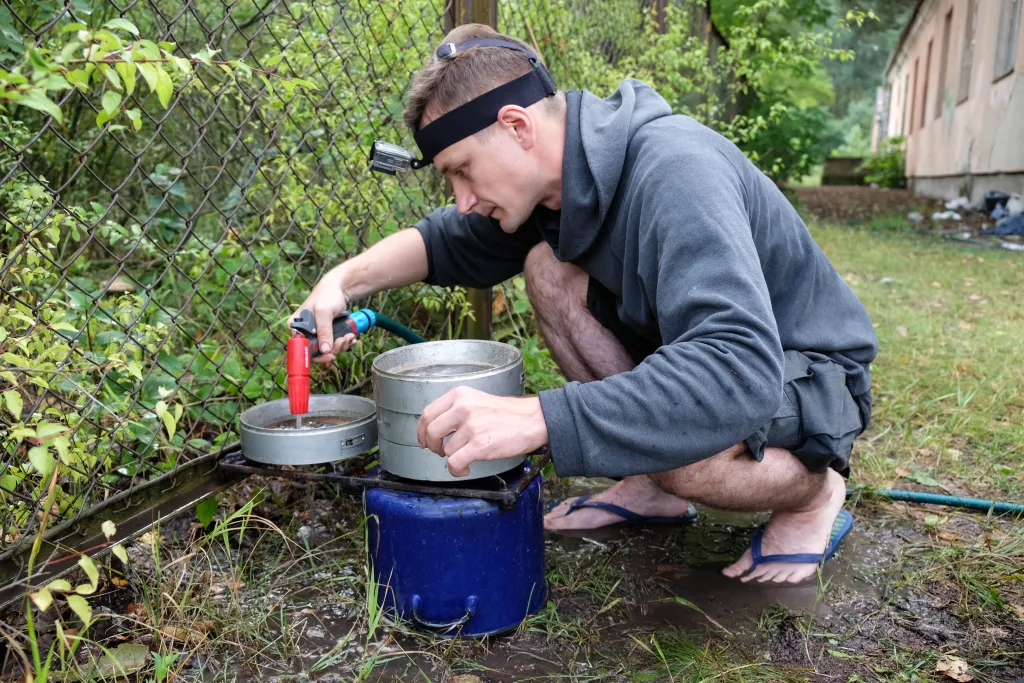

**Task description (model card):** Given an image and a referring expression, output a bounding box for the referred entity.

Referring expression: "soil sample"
[266,415,354,430]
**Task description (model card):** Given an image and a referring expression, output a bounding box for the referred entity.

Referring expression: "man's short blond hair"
[403,24,560,134]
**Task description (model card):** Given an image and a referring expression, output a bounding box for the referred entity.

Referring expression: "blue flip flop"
[746,509,854,572]
[558,493,699,525]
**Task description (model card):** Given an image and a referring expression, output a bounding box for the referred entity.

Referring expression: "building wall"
[884,0,1024,201]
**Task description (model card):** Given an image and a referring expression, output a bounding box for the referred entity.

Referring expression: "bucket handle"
[410,594,478,631]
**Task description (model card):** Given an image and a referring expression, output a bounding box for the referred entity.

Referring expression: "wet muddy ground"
[136,474,1023,681]
[7,471,1022,682]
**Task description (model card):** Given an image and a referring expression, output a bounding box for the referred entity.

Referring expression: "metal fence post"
[446,0,497,341]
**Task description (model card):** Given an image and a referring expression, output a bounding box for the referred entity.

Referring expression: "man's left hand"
[417,387,549,477]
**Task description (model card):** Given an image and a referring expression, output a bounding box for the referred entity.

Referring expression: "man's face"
[432,122,541,233]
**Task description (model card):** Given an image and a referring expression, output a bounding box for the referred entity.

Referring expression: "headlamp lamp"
[369,38,557,176]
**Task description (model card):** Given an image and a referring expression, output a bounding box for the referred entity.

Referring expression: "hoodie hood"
[557,79,673,261]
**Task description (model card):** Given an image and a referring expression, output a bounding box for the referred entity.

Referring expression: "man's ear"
[496,104,535,150]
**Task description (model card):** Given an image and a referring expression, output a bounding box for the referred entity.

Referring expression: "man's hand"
[417,387,549,477]
[292,266,357,364]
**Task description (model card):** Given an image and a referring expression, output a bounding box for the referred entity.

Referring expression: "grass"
[809,220,1024,500]
[6,215,1024,682]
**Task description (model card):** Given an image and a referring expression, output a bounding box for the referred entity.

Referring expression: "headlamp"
[370,140,425,175]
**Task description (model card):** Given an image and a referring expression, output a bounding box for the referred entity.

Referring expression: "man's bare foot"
[722,468,847,584]
[544,475,695,531]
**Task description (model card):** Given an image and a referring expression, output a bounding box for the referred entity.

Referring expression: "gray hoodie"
[414,79,878,478]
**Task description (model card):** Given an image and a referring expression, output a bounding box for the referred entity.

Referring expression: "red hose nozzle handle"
[287,336,310,415]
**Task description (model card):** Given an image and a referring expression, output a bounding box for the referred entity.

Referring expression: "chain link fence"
[0,0,678,564]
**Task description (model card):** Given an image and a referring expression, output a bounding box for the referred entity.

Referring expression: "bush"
[860,136,907,189]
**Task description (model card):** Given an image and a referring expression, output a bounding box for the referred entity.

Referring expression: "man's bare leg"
[524,242,695,529]
[649,445,847,583]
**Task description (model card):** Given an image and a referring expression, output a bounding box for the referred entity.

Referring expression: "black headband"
[412,39,557,166]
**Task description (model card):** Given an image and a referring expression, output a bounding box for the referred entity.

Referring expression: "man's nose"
[454,184,477,214]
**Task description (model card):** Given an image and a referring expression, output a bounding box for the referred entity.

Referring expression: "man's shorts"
[586,277,872,476]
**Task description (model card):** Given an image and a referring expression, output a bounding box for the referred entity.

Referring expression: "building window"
[995,0,1022,80]
[958,0,977,103]
[936,9,952,117]
[921,40,932,129]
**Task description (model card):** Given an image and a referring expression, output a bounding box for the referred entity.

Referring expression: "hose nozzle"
[286,335,310,415]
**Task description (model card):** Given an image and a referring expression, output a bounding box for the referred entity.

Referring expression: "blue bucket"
[364,463,547,637]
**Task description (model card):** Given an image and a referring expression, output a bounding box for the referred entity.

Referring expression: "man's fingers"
[332,334,356,355]
[445,444,473,477]
[424,410,461,455]
[442,428,471,458]
[417,392,457,448]
[313,307,336,356]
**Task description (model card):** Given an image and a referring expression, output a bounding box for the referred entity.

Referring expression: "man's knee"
[648,443,750,492]
[524,242,586,319]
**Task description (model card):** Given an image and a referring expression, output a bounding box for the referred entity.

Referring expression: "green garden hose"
[848,488,1024,515]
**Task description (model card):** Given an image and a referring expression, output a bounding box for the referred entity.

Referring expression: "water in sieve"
[266,415,354,430]
[388,361,494,378]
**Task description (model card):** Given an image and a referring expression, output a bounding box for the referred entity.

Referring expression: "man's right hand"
[292,266,357,365]
[290,228,431,365]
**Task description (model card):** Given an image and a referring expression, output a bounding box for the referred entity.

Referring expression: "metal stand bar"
[218,449,549,510]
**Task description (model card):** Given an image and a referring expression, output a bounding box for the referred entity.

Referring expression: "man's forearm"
[338,228,430,300]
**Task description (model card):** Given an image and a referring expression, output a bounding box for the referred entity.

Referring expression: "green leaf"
[103,18,139,36]
[75,555,99,594]
[101,520,117,539]
[136,61,158,93]
[190,46,219,67]
[102,90,121,114]
[97,63,121,91]
[95,107,116,127]
[171,56,192,75]
[126,360,143,380]
[28,446,55,479]
[36,422,67,440]
[160,410,175,441]
[112,543,128,564]
[908,472,941,488]
[196,496,218,527]
[154,65,173,108]
[46,579,73,592]
[30,587,53,611]
[66,594,92,624]
[115,61,135,96]
[2,390,22,419]
[18,90,63,123]
[231,60,251,79]
[126,107,142,131]
[28,48,51,71]
[40,74,71,91]
[65,69,90,91]
[61,22,88,33]
[52,436,69,462]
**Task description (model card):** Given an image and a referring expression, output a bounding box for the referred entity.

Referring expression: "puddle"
[554,479,886,634]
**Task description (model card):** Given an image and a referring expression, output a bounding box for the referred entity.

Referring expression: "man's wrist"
[523,396,550,451]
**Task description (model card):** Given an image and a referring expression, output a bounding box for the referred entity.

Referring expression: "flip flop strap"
[566,494,643,522]
[748,510,853,568]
